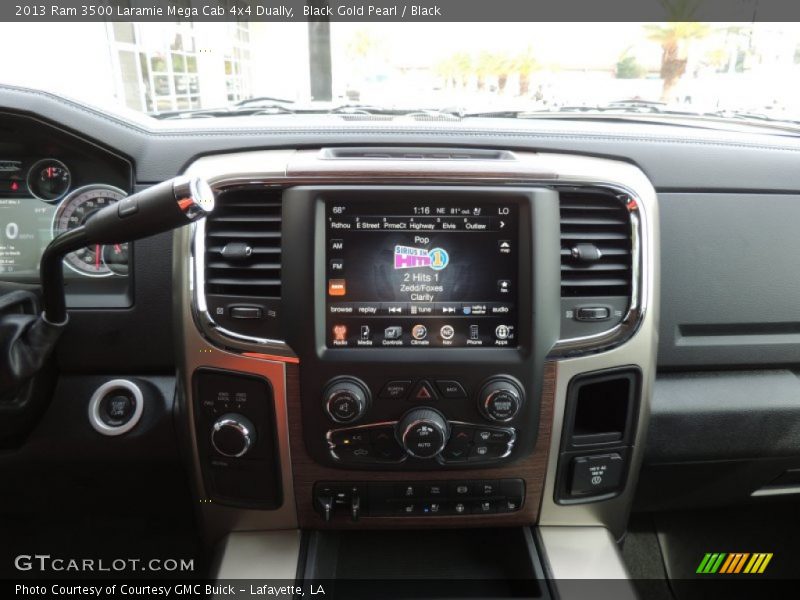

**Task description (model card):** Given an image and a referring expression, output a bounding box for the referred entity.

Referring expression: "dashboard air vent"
[559,189,632,297]
[205,189,282,298]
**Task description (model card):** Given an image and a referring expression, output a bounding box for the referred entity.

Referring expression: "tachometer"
[52,185,128,277]
[28,158,71,201]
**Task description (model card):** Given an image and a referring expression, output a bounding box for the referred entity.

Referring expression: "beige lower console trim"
[538,526,637,599]
[212,530,301,580]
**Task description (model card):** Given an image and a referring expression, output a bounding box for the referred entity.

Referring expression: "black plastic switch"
[570,453,624,496]
[575,307,610,321]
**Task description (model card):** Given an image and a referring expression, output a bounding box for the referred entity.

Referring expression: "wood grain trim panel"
[287,361,556,528]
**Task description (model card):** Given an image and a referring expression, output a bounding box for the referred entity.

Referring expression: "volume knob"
[323,377,370,424]
[398,408,449,459]
[211,413,256,458]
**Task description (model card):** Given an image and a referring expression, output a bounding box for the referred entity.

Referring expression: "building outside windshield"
[1,21,800,120]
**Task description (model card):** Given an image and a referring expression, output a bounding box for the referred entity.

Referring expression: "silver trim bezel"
[186,150,647,358]
[87,379,144,436]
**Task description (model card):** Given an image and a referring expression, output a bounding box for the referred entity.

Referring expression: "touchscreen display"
[325,199,519,348]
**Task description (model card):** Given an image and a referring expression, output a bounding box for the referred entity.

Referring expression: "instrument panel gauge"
[27,158,71,201]
[52,184,129,277]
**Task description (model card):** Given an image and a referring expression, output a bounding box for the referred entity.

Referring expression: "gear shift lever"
[0,176,214,395]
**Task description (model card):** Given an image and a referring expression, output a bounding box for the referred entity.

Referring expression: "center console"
[175,148,657,543]
[282,186,558,481]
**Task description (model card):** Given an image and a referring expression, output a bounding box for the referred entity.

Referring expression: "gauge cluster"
[0,113,133,306]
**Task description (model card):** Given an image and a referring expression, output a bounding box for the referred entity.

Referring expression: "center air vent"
[205,189,282,298]
[559,189,633,298]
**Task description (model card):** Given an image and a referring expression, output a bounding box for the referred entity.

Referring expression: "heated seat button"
[570,453,624,496]
[435,380,467,399]
[380,380,412,400]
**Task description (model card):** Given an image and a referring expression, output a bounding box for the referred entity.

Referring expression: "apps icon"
[332,324,347,342]
[384,326,403,340]
[412,324,428,340]
[495,325,511,340]
[440,325,455,340]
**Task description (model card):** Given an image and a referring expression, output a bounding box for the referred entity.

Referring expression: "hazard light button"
[409,380,437,402]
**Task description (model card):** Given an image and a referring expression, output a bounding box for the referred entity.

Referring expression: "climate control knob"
[398,408,449,459]
[211,413,256,458]
[479,377,524,422]
[323,377,370,424]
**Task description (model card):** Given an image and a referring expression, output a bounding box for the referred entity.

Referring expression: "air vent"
[205,189,282,298]
[559,189,632,297]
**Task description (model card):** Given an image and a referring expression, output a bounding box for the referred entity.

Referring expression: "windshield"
[2,21,800,123]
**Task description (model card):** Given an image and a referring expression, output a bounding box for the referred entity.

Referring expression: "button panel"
[328,421,515,466]
[313,479,525,520]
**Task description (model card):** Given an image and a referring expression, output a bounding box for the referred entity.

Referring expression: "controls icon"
[440,325,455,340]
[384,326,403,340]
[412,324,428,340]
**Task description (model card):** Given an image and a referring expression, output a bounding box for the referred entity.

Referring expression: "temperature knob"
[479,377,524,422]
[323,377,370,424]
[211,413,256,458]
[398,408,449,459]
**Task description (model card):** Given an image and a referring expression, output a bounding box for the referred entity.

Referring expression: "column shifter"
[0,176,214,396]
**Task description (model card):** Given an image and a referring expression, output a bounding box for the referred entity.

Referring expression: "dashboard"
[0,113,133,306]
[4,83,800,565]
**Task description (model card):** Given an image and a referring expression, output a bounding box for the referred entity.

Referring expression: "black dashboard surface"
[2,83,800,373]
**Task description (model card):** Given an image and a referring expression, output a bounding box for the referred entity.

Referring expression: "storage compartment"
[564,368,639,449]
[301,528,549,599]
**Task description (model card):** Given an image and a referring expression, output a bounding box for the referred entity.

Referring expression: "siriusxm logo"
[394,245,449,271]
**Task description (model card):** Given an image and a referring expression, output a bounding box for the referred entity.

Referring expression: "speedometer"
[52,184,128,277]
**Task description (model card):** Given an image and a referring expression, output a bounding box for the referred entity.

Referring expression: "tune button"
[478,377,525,422]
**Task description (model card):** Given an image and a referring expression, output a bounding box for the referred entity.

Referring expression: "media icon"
[384,326,403,340]
[412,324,428,340]
[360,325,371,340]
[440,325,455,340]
[332,324,347,342]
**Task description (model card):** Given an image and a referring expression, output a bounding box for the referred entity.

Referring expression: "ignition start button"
[88,379,144,436]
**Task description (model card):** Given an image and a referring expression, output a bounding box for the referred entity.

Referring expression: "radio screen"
[325,199,519,348]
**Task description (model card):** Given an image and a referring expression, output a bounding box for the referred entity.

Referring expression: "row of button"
[380,379,467,401]
[329,302,514,317]
[327,421,515,464]
[313,479,524,520]
[381,498,519,516]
